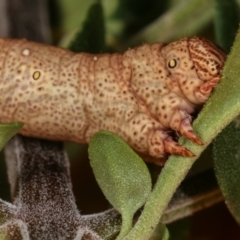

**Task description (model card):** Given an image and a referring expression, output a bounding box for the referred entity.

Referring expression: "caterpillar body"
[0,37,225,165]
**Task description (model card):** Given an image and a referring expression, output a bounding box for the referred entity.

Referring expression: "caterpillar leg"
[179,118,203,145]
[163,136,194,157]
[170,110,203,145]
[194,76,220,102]
[148,130,194,159]
[124,113,195,165]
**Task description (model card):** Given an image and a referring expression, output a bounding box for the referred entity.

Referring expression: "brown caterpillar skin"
[0,37,225,165]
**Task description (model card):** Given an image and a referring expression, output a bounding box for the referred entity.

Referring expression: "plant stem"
[116,213,133,240]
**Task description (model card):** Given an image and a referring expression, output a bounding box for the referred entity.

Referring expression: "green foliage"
[0,123,23,151]
[89,131,152,239]
[68,0,105,53]
[124,0,216,47]
[214,0,240,52]
[0,122,23,202]
[213,116,240,224]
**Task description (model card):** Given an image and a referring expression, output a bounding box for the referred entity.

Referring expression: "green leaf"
[88,131,152,239]
[214,0,240,52]
[213,116,240,224]
[124,0,215,48]
[0,123,23,151]
[68,0,105,53]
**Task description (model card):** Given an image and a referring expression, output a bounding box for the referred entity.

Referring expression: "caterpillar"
[0,37,225,165]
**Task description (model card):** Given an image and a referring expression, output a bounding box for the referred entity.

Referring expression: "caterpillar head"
[161,37,226,104]
[188,37,226,81]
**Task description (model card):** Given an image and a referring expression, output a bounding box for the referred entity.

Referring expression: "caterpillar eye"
[168,59,177,68]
